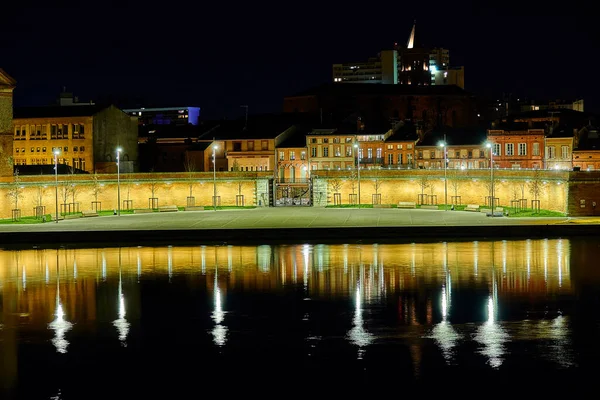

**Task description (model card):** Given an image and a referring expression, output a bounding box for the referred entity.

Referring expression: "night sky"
[1,2,597,119]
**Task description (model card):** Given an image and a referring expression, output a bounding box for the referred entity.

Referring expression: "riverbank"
[0,207,597,248]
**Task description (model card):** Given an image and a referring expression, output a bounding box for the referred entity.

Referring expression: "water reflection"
[112,250,130,345]
[0,239,581,374]
[211,250,227,347]
[48,252,73,354]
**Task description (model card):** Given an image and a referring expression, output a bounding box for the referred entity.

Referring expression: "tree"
[349,168,358,195]
[36,184,46,208]
[232,159,244,196]
[68,166,78,206]
[528,169,545,210]
[92,173,102,203]
[184,153,196,198]
[372,169,382,195]
[6,169,22,210]
[418,174,430,204]
[448,168,460,203]
[330,176,342,194]
[148,169,160,208]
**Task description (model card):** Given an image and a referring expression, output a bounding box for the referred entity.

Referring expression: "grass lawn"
[0,215,48,224]
[507,209,565,217]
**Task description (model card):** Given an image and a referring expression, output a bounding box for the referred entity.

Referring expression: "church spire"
[407,19,416,49]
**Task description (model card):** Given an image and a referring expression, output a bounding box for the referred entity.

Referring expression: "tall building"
[332,22,465,89]
[123,106,201,126]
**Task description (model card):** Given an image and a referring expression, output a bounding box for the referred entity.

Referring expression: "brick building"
[13,105,138,173]
[573,125,600,171]
[0,69,15,176]
[283,83,477,133]
[487,124,545,169]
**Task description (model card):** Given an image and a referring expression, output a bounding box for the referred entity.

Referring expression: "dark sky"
[1,2,597,119]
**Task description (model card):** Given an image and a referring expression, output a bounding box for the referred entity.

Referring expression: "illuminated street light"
[439,137,448,210]
[53,149,61,223]
[213,144,218,211]
[486,142,495,216]
[354,142,361,207]
[116,147,122,216]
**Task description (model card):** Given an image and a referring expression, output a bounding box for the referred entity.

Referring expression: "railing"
[359,157,384,164]
[277,178,310,184]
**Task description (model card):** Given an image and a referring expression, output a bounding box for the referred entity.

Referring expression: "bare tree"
[148,169,160,199]
[372,169,382,196]
[330,176,342,194]
[184,153,196,198]
[418,174,430,204]
[36,184,46,207]
[68,166,78,206]
[448,168,460,200]
[528,169,545,204]
[6,169,22,210]
[92,173,102,203]
[232,159,244,197]
[349,168,358,195]
[484,176,499,206]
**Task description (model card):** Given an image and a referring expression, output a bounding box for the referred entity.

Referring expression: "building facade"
[124,106,201,126]
[0,69,15,177]
[13,105,138,173]
[487,129,545,169]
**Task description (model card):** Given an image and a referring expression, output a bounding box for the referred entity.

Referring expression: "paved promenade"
[0,208,597,247]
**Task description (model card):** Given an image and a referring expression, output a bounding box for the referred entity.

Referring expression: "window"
[311,138,317,144]
[22,126,27,137]
[41,125,47,138]
[561,146,569,159]
[345,137,352,143]
[493,143,501,156]
[74,158,79,169]
[518,143,527,156]
[367,148,373,159]
[300,151,306,160]
[247,141,254,151]
[505,143,514,156]
[387,153,394,165]
[376,148,382,159]
[279,151,285,161]
[397,144,403,149]
[14,126,20,137]
[51,125,57,139]
[323,138,329,143]
[546,146,556,159]
[80,146,85,152]
[64,146,68,152]
[15,148,19,153]
[74,146,78,152]
[407,144,413,149]
[333,137,340,143]
[36,147,40,152]
[289,151,295,160]
[42,147,46,153]
[261,140,268,150]
[311,147,317,157]
[334,146,341,157]
[346,147,353,156]
[323,147,329,157]
[62,124,69,139]
[81,159,86,170]
[399,154,403,164]
[233,142,242,151]
[30,147,34,153]
[533,143,540,156]
[387,145,393,150]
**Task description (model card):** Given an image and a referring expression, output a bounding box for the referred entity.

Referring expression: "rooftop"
[419,127,488,146]
[13,104,112,119]
[286,83,471,98]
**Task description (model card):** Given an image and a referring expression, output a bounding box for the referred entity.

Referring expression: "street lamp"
[438,138,448,210]
[54,149,61,223]
[116,147,122,216]
[354,142,361,207]
[213,144,218,211]
[486,142,495,216]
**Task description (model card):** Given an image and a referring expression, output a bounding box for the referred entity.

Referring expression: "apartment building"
[13,104,138,173]
[486,126,545,169]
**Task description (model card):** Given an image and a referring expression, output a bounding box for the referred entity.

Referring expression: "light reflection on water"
[0,238,590,395]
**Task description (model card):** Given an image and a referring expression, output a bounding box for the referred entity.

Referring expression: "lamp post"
[486,142,495,217]
[116,147,122,216]
[438,137,448,210]
[213,144,218,211]
[354,142,361,207]
[54,149,60,223]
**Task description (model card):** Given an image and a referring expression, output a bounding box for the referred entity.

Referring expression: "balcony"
[277,178,310,184]
[359,157,384,165]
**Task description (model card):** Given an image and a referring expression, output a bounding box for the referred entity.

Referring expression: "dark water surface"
[1,239,600,398]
